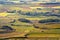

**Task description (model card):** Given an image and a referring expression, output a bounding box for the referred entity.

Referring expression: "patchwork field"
[0,4,60,40]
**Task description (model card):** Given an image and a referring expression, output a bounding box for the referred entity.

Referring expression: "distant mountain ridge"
[0,1,60,5]
[40,2,60,7]
[0,1,15,4]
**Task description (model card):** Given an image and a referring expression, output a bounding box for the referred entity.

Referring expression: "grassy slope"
[0,6,60,38]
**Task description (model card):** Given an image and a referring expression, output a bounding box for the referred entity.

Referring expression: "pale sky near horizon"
[0,0,60,2]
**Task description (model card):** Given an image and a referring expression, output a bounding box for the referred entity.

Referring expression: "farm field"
[0,2,60,40]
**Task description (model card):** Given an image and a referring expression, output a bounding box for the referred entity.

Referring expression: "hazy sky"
[0,0,60,2]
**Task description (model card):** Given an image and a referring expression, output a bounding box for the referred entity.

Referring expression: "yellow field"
[0,13,9,16]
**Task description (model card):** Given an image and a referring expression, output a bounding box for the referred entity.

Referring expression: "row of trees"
[6,9,60,17]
